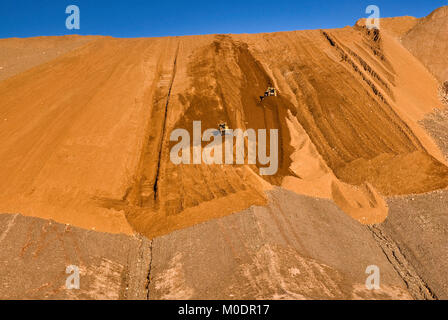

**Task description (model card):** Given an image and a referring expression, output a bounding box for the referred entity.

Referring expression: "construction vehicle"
[260,87,278,102]
[218,123,231,136]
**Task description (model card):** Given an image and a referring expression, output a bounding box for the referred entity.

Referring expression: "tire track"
[368,225,437,300]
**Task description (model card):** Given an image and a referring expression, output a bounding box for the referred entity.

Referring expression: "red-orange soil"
[0,9,447,240]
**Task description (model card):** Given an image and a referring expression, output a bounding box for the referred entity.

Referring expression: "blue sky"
[0,0,446,38]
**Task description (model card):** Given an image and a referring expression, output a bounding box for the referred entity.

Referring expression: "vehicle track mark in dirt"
[145,239,154,299]
[120,38,181,209]
[368,225,437,300]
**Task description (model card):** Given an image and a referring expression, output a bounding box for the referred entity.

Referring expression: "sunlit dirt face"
[1,4,448,301]
[0,23,448,238]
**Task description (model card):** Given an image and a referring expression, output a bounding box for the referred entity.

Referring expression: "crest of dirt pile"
[402,6,448,83]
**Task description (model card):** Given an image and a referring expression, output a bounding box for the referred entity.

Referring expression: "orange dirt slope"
[0,20,447,238]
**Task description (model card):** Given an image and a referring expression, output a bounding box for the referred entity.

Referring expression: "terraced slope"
[0,35,98,81]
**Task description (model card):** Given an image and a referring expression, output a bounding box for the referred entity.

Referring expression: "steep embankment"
[148,188,413,300]
[0,22,447,238]
[356,16,418,38]
[401,6,448,82]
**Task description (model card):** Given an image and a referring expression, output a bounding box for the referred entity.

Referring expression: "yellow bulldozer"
[260,87,278,102]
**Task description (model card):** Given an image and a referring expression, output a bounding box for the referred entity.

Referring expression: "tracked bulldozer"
[260,87,278,102]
